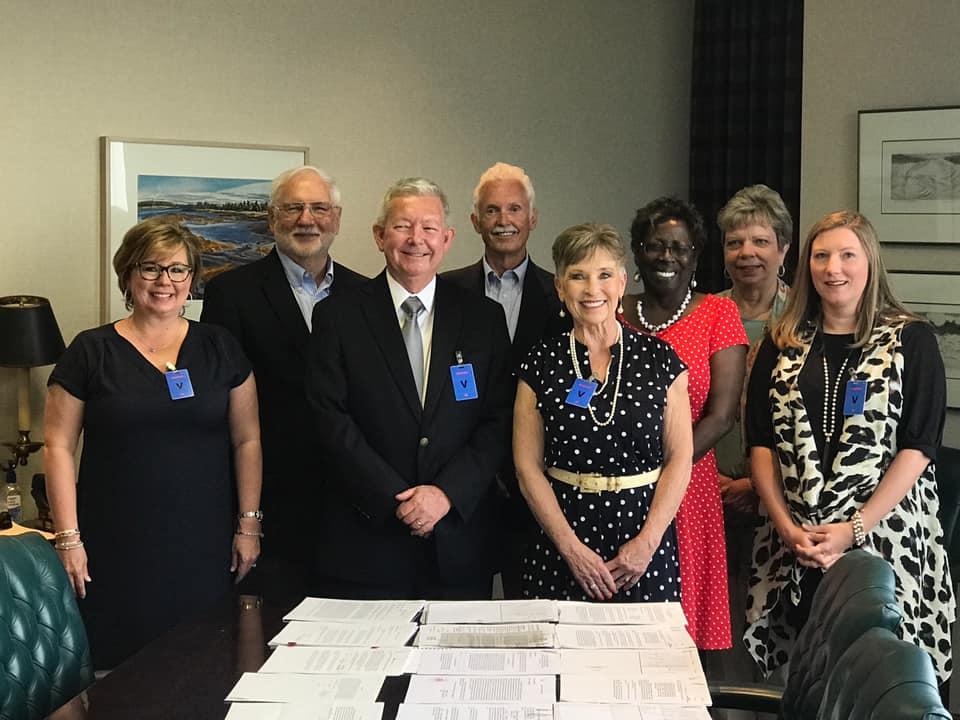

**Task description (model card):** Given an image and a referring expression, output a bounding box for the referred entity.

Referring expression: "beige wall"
[0,1,693,516]
[802,0,960,445]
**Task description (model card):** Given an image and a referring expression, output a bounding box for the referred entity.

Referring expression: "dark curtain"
[689,0,804,293]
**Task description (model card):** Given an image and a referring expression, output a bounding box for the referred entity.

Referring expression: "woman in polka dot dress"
[622,197,748,650]
[514,223,693,603]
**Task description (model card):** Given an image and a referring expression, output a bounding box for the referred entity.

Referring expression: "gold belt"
[546,466,661,494]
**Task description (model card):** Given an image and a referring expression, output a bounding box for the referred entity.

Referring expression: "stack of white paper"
[225,672,384,704]
[553,703,710,720]
[556,602,686,627]
[554,625,695,650]
[422,600,558,625]
[559,674,711,707]
[284,598,424,624]
[412,649,561,675]
[415,623,556,649]
[396,704,553,720]
[405,675,557,704]
[259,646,416,675]
[225,702,385,720]
[269,620,419,648]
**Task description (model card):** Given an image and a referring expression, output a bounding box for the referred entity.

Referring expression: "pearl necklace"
[636,288,692,333]
[568,325,624,427]
[822,351,853,444]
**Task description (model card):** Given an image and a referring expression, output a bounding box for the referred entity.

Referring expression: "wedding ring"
[416,520,423,528]
[589,583,598,589]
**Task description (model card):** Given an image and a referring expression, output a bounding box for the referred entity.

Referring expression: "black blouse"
[745,321,945,467]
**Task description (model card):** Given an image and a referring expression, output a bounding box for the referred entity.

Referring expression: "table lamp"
[0,295,66,468]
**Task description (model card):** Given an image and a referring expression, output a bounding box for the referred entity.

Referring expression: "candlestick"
[17,368,31,432]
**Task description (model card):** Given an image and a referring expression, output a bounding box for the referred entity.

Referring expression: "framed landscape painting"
[858,107,960,244]
[101,137,308,322]
[889,271,960,408]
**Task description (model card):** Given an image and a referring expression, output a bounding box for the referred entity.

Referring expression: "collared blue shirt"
[483,254,528,341]
[276,250,335,331]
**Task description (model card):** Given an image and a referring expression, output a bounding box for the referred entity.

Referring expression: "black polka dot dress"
[518,324,687,602]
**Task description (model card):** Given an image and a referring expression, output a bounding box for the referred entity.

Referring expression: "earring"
[690,278,697,289]
[559,307,566,318]
[722,267,731,280]
[617,298,624,315]
[633,271,640,282]
[778,265,786,278]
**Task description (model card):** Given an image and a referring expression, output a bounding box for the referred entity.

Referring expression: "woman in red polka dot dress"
[621,197,747,650]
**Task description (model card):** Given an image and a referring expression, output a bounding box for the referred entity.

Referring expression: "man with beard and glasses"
[443,162,569,598]
[202,166,366,587]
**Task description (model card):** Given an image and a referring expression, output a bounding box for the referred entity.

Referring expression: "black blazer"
[442,257,570,369]
[200,250,367,554]
[305,272,514,586]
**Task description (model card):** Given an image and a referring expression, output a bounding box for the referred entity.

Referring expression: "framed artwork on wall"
[100,137,308,323]
[858,106,960,244]
[889,271,960,408]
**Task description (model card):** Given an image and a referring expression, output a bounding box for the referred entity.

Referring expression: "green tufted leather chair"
[817,627,951,720]
[0,532,93,720]
[709,549,902,718]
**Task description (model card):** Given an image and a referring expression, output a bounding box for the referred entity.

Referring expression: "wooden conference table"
[80,562,409,719]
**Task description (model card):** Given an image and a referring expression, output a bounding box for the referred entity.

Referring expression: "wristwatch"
[238,510,264,522]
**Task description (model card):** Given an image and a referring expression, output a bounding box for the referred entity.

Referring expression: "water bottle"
[5,469,22,523]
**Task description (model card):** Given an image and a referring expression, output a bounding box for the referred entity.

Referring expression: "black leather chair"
[710,549,902,718]
[0,532,93,720]
[817,627,951,720]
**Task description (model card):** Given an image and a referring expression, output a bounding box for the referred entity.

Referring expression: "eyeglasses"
[274,202,336,219]
[137,262,193,282]
[641,241,694,259]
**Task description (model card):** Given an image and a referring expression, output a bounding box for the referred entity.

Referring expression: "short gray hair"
[270,165,341,207]
[375,177,450,226]
[717,184,792,249]
[472,162,536,214]
[552,224,626,276]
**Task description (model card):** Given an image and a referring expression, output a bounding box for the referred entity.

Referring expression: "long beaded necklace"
[568,324,624,427]
[636,287,692,333]
[822,349,854,444]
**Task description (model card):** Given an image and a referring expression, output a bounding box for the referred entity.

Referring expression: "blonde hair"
[771,210,918,349]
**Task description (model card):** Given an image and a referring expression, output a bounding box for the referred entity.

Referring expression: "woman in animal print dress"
[743,210,954,682]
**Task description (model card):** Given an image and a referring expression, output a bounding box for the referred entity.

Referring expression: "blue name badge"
[165,368,195,400]
[565,378,598,408]
[843,379,867,416]
[450,363,479,401]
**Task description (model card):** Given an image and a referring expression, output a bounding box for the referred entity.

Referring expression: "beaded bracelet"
[54,528,80,539]
[852,510,866,547]
[55,539,84,551]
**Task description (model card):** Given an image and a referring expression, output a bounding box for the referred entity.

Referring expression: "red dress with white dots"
[626,293,747,649]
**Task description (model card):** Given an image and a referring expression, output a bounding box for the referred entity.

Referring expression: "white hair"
[472,162,536,214]
[270,165,341,207]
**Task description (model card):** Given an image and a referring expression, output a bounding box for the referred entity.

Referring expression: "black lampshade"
[0,296,66,368]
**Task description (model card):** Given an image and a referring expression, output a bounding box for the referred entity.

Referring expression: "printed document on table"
[423,600,558,624]
[555,625,694,650]
[553,704,710,720]
[556,602,686,626]
[225,672,384,703]
[416,623,556,648]
[405,675,557,704]
[396,704,553,720]
[284,597,424,624]
[559,674,711,706]
[269,621,418,647]
[259,646,415,675]
[559,649,703,677]
[412,649,561,675]
[226,703,385,720]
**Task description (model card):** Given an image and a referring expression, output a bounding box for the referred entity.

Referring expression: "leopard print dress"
[744,321,955,681]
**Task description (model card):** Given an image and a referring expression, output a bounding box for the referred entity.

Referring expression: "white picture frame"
[858,107,960,244]
[888,271,960,408]
[100,137,308,322]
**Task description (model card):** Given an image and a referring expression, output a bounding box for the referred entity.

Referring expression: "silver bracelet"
[235,529,264,538]
[54,528,80,539]
[55,539,84,551]
[237,510,263,522]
